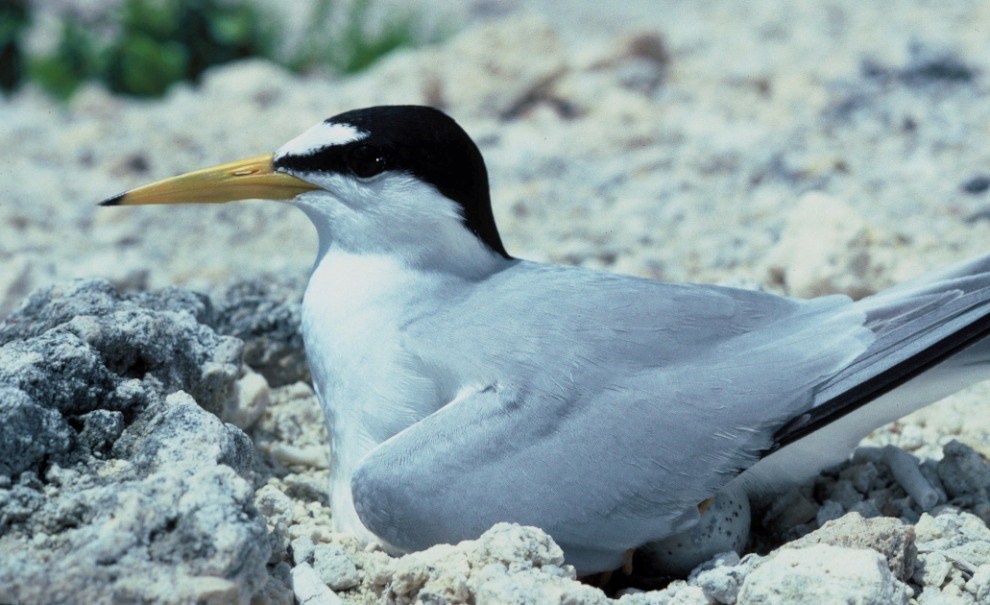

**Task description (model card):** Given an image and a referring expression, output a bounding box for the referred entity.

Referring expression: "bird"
[100,105,990,575]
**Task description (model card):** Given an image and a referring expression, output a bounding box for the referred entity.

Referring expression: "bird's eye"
[347,145,386,179]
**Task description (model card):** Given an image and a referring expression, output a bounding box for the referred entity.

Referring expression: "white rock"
[291,536,316,565]
[761,191,895,298]
[737,544,911,605]
[223,369,270,429]
[269,443,330,469]
[616,581,710,605]
[917,586,961,605]
[472,521,566,570]
[0,256,33,317]
[965,564,990,603]
[470,567,610,605]
[382,524,605,605]
[344,16,566,117]
[915,508,990,568]
[914,552,953,588]
[290,563,343,605]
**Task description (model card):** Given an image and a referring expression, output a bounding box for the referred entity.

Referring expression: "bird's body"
[305,251,870,571]
[102,105,990,575]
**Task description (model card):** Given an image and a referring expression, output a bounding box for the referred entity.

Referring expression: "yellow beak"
[99,153,319,206]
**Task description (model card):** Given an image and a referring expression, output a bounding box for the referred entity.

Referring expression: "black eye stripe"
[276,143,387,179]
[275,142,364,174]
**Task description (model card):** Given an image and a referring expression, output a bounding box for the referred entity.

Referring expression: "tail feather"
[770,284,990,451]
[740,255,990,493]
[728,253,990,495]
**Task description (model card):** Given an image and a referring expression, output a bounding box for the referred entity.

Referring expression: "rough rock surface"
[0,280,270,604]
[736,544,912,605]
[784,513,916,580]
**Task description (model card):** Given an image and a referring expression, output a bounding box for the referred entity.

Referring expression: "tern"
[101,105,990,574]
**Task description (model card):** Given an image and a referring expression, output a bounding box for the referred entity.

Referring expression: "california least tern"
[101,105,990,574]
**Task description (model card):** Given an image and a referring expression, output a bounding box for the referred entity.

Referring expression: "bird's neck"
[298,203,509,280]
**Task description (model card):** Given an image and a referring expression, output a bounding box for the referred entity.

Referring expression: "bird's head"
[101,105,510,268]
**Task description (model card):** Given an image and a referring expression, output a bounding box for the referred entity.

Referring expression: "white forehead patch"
[275,121,367,160]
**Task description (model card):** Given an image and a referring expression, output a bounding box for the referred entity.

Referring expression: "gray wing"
[351,267,872,572]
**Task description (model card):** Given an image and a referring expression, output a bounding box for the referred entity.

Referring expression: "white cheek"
[275,122,367,159]
[291,173,365,204]
[374,174,463,221]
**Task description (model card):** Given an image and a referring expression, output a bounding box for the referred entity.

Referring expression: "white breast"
[301,251,453,540]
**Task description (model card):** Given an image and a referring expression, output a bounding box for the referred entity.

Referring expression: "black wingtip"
[98,192,126,207]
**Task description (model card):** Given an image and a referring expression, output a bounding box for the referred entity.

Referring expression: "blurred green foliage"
[0,0,29,93]
[30,0,276,99]
[290,0,440,75]
[2,0,444,100]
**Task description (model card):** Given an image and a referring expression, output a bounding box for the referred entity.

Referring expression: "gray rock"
[849,499,883,519]
[211,276,309,387]
[313,543,361,591]
[688,551,763,604]
[841,461,880,494]
[738,544,912,605]
[829,479,866,511]
[760,487,819,533]
[816,500,845,527]
[0,482,45,532]
[0,280,272,604]
[919,461,950,508]
[0,279,241,418]
[936,440,990,500]
[785,513,916,581]
[77,409,125,456]
[0,386,74,477]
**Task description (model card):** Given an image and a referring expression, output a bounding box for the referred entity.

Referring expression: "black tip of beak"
[98,192,126,207]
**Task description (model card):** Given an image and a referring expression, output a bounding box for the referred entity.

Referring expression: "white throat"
[290,176,505,279]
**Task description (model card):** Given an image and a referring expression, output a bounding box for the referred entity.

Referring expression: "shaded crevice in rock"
[210,275,310,388]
